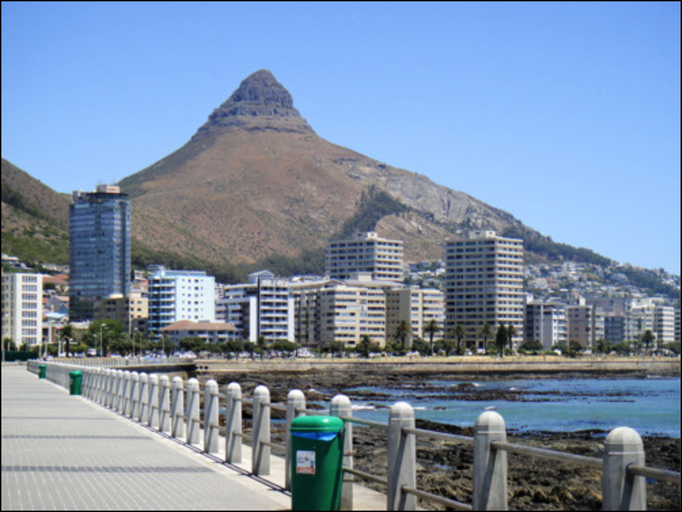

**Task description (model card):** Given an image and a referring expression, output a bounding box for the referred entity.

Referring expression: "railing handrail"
[27,360,681,511]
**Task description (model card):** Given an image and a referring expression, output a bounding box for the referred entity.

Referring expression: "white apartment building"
[385,287,444,344]
[444,231,524,347]
[525,301,567,350]
[1,272,43,348]
[147,266,215,334]
[217,271,294,343]
[326,232,404,282]
[653,304,675,345]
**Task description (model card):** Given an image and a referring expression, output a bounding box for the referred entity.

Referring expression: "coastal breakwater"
[194,357,681,376]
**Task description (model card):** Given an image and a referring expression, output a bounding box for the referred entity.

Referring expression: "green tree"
[358,335,373,358]
[60,322,74,357]
[506,324,517,353]
[479,322,493,353]
[395,320,412,350]
[495,324,509,357]
[450,323,467,354]
[423,320,440,356]
[519,339,543,354]
[641,330,656,352]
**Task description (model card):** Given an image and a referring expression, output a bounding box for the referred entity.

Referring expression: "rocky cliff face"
[118,70,530,267]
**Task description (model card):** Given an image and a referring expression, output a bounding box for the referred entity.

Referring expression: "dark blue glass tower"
[69,185,131,321]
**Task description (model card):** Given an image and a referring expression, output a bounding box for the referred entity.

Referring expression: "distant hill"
[118,70,535,270]
[1,158,70,265]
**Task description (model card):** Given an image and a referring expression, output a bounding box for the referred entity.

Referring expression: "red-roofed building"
[159,320,239,345]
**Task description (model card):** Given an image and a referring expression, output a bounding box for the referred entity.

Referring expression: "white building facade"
[147,266,215,335]
[326,232,404,282]
[1,272,43,348]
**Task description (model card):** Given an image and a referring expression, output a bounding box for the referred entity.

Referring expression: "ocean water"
[343,376,681,438]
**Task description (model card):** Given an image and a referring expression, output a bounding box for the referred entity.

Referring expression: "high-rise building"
[325,232,404,282]
[69,185,130,321]
[525,300,567,350]
[147,266,215,335]
[444,231,524,348]
[1,272,43,348]
[217,271,294,343]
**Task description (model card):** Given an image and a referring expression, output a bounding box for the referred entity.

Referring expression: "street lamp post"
[99,324,107,358]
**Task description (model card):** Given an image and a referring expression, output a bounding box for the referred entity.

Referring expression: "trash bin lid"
[291,415,344,432]
[69,371,83,376]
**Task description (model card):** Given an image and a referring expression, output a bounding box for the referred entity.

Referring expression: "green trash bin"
[38,364,46,379]
[69,371,83,396]
[290,415,345,511]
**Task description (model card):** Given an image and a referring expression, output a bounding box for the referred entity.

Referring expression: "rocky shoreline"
[211,367,680,510]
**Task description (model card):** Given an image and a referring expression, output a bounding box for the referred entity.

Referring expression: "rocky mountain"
[1,158,70,265]
[119,69,532,269]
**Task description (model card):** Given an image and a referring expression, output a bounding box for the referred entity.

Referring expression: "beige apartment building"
[325,232,404,282]
[445,231,524,348]
[385,287,444,344]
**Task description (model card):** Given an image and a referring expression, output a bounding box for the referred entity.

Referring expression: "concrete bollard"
[331,394,354,511]
[204,380,220,454]
[171,377,185,439]
[122,371,132,416]
[139,373,149,423]
[158,375,171,433]
[148,374,159,428]
[105,369,114,408]
[285,389,306,490]
[387,402,416,511]
[130,372,140,419]
[473,411,508,511]
[252,385,271,476]
[225,382,242,463]
[186,378,200,445]
[603,427,646,511]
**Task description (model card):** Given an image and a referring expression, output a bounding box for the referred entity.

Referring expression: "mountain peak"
[194,69,314,137]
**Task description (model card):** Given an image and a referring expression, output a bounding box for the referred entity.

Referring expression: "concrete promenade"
[1,365,292,510]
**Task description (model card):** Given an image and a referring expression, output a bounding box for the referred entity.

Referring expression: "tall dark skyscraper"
[69,185,131,321]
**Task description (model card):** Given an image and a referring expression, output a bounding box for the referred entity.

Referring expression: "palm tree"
[495,323,508,357]
[60,323,74,358]
[479,322,493,353]
[450,323,467,354]
[507,324,518,353]
[358,335,373,358]
[395,320,412,351]
[641,330,656,353]
[423,320,440,356]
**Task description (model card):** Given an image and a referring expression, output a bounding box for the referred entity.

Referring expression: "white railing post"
[171,377,185,439]
[123,371,132,416]
[602,427,646,511]
[252,385,271,475]
[105,369,114,408]
[225,382,242,463]
[148,374,159,428]
[387,402,416,511]
[285,389,306,490]
[186,378,200,445]
[139,373,149,423]
[130,372,140,420]
[331,394,354,511]
[158,375,171,433]
[204,379,220,454]
[473,411,508,511]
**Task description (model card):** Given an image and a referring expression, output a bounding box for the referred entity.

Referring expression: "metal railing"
[27,360,680,510]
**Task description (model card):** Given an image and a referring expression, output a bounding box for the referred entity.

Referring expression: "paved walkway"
[1,366,290,510]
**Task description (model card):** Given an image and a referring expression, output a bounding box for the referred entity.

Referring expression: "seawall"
[194,357,680,376]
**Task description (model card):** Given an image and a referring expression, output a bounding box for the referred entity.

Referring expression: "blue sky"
[2,2,680,274]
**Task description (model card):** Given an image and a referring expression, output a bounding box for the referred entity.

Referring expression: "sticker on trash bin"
[296,450,316,474]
